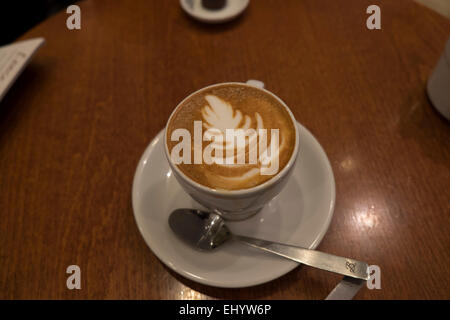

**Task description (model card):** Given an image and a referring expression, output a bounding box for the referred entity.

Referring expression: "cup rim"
[164,82,300,197]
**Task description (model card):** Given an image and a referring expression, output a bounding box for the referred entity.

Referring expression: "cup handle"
[246,79,265,89]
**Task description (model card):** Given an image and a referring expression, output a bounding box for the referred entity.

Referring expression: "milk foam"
[201,95,283,184]
[166,83,296,190]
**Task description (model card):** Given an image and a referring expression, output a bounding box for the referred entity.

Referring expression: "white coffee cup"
[427,37,450,120]
[164,80,300,220]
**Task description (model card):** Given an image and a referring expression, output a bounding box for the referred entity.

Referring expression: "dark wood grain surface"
[0,0,449,299]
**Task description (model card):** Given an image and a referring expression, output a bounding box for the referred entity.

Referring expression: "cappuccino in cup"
[166,83,296,191]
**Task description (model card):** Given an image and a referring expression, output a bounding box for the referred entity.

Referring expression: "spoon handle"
[234,235,369,280]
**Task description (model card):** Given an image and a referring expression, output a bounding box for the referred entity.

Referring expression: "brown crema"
[166,84,296,190]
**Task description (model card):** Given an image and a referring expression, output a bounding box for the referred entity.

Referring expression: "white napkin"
[0,37,45,102]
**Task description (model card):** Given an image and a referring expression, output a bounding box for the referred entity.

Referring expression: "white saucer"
[132,122,336,288]
[180,0,250,24]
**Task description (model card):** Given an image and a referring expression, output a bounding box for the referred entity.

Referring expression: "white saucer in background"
[132,122,336,288]
[180,0,250,24]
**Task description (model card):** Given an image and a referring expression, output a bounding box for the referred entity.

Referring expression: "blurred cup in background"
[427,37,450,120]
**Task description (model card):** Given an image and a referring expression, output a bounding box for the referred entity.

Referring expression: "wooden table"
[0,0,449,300]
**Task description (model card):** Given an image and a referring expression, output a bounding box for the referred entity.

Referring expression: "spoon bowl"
[169,208,231,250]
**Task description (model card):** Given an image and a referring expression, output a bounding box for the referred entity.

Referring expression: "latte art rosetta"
[166,83,296,190]
[201,95,282,180]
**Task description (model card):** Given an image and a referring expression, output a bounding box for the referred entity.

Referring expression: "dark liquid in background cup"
[202,0,226,10]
